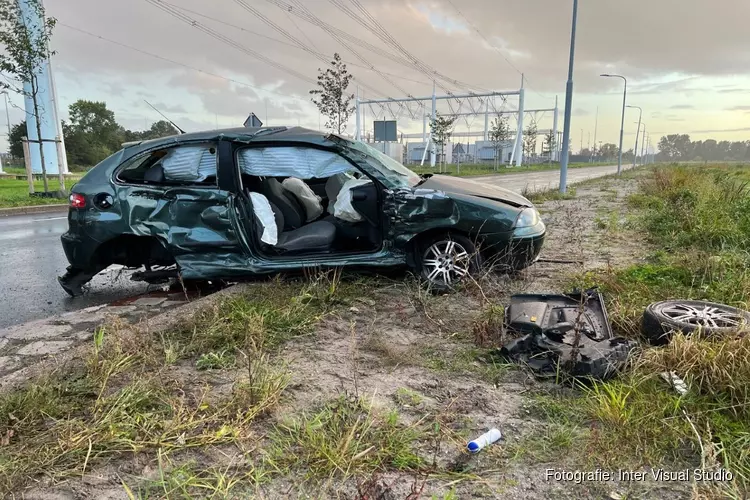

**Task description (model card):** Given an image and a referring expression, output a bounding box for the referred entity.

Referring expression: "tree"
[657,134,692,160]
[143,120,178,140]
[488,116,511,170]
[0,0,59,193]
[599,143,619,160]
[64,100,123,167]
[310,53,354,135]
[430,112,456,170]
[543,130,556,164]
[523,123,538,159]
[9,120,26,158]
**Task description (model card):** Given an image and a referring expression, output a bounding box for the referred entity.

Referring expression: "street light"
[627,105,642,169]
[641,124,647,165]
[559,0,579,194]
[600,73,627,175]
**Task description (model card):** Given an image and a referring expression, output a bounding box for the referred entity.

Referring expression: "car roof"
[122,126,342,152]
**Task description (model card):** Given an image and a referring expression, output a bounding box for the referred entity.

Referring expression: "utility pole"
[601,73,627,174]
[627,105,642,169]
[641,124,647,165]
[559,0,579,194]
[580,128,583,154]
[592,106,599,162]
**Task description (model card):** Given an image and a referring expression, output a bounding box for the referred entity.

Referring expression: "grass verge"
[553,164,750,493]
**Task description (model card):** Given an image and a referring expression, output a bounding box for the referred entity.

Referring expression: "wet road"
[0,213,153,329]
[0,164,619,329]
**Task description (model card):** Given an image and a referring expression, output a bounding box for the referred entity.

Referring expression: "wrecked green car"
[59,127,545,296]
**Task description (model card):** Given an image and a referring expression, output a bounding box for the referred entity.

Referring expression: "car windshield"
[347,140,421,188]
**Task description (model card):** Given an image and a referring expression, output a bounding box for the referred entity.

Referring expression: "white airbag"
[249,192,278,246]
[282,177,323,222]
[238,147,353,178]
[333,178,372,223]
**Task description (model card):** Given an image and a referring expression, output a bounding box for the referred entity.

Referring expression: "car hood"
[418,175,533,207]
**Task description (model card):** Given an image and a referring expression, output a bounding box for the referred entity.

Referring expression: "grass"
[0,175,83,208]
[269,395,425,481]
[408,161,613,178]
[0,274,370,494]
[553,163,750,493]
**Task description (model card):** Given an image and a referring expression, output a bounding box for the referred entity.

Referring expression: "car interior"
[241,172,382,256]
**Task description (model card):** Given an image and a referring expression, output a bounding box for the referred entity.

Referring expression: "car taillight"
[69,193,86,209]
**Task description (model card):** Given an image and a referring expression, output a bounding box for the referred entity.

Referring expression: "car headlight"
[513,208,545,237]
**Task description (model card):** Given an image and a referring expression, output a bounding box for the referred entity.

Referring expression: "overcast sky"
[4,0,749,152]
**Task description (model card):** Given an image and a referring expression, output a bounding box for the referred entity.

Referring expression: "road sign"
[244,113,263,128]
[373,120,397,142]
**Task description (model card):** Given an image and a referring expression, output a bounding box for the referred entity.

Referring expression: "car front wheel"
[418,234,482,291]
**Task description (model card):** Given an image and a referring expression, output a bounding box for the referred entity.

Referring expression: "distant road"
[471,164,620,193]
[0,164,620,328]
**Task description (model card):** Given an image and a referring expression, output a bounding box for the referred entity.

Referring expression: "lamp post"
[600,74,627,175]
[559,0,579,194]
[641,124,647,165]
[627,105,642,168]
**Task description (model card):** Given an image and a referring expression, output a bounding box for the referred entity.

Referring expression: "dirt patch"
[3,173,695,499]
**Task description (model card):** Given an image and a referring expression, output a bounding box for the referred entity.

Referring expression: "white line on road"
[33,216,68,221]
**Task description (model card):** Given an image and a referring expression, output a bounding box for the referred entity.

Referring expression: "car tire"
[418,233,482,292]
[641,299,750,345]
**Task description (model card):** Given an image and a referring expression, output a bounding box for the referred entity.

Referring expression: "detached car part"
[497,289,638,380]
[641,299,750,345]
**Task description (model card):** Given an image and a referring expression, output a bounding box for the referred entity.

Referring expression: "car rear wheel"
[418,234,482,291]
[641,299,750,344]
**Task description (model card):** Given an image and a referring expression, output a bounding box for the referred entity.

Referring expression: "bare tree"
[543,130,556,165]
[0,0,59,194]
[430,112,456,171]
[310,53,355,135]
[489,116,511,170]
[523,123,538,162]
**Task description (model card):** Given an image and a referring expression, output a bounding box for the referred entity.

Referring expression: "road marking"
[33,216,67,221]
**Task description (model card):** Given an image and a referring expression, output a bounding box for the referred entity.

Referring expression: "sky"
[3,0,750,153]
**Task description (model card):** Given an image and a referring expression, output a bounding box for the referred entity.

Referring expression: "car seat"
[251,192,336,253]
[260,177,305,230]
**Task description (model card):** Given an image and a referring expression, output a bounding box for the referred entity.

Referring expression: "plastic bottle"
[467,428,502,453]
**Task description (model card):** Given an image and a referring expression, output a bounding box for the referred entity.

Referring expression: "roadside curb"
[0,283,247,393]
[0,204,68,217]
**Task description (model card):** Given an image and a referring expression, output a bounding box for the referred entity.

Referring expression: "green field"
[0,174,81,208]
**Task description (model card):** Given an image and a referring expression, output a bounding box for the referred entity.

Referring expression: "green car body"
[59,127,545,295]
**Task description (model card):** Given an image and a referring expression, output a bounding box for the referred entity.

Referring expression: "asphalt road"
[0,164,618,329]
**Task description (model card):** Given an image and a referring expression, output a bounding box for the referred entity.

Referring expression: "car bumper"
[61,230,98,270]
[481,231,546,270]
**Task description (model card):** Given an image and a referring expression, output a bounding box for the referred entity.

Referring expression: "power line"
[159,1,431,87]
[228,0,390,100]
[144,0,317,85]
[444,0,548,100]
[58,23,311,103]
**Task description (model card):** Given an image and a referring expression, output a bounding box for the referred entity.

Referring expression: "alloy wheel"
[660,302,746,329]
[422,239,471,286]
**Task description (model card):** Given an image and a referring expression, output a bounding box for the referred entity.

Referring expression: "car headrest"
[282,177,323,222]
[261,178,304,229]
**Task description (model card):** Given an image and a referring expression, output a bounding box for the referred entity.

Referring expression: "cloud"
[670,104,694,109]
[726,105,750,111]
[691,127,750,134]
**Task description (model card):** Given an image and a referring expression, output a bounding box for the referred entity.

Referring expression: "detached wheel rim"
[661,303,745,329]
[423,239,471,286]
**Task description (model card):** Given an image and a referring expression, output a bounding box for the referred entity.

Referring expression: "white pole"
[514,76,525,167]
[552,96,559,161]
[483,99,489,141]
[430,81,436,168]
[355,86,361,141]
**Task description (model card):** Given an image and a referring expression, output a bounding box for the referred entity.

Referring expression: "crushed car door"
[127,142,246,279]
